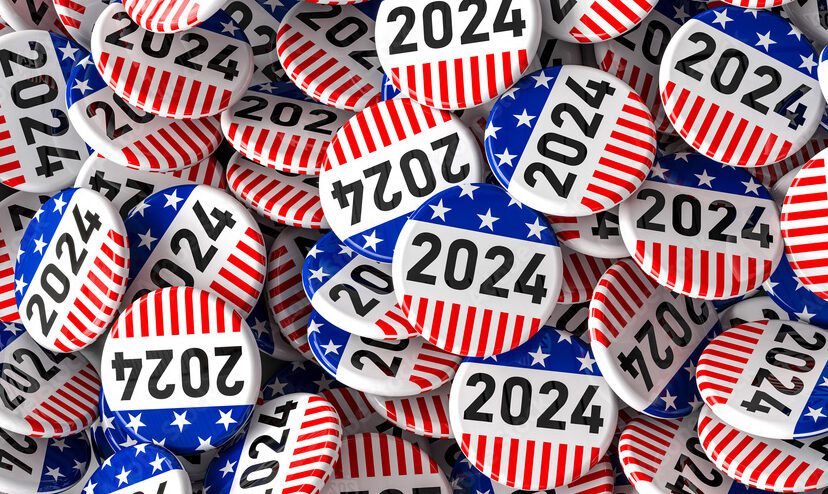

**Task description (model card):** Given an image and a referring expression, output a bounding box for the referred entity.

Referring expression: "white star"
[525,218,547,239]
[514,109,536,128]
[77,55,93,69]
[72,460,86,471]
[477,209,499,231]
[307,244,323,258]
[307,319,323,334]
[672,5,689,22]
[134,443,148,456]
[216,410,237,431]
[429,199,451,221]
[219,460,236,478]
[2,324,20,335]
[100,413,115,431]
[33,235,47,255]
[338,244,354,257]
[220,21,238,34]
[125,413,145,434]
[532,72,554,88]
[688,395,703,410]
[14,276,26,294]
[33,208,44,222]
[744,8,760,18]
[149,453,165,473]
[799,54,817,73]
[684,361,696,378]
[267,378,286,395]
[577,354,596,372]
[115,467,131,486]
[673,152,691,162]
[712,9,732,28]
[788,26,803,40]
[821,377,828,387]
[494,148,517,167]
[196,436,214,452]
[321,340,341,355]
[119,435,138,449]
[308,267,329,283]
[83,482,97,494]
[130,200,151,217]
[796,306,815,322]
[51,438,69,451]
[806,407,826,422]
[170,411,191,432]
[163,189,184,210]
[45,466,64,480]
[314,375,334,390]
[152,437,166,448]
[458,183,478,199]
[695,169,716,188]
[263,0,283,9]
[755,31,776,51]
[250,317,267,337]
[742,178,762,195]
[58,43,79,61]
[52,194,67,214]
[557,331,573,343]
[528,346,550,367]
[661,390,678,409]
[362,230,383,251]
[650,163,668,179]
[485,123,501,140]
[138,229,157,249]
[15,248,24,262]
[764,280,778,295]
[73,78,92,95]
[101,456,113,469]
[501,87,519,100]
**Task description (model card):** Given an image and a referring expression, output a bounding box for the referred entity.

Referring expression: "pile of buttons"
[1,0,828,492]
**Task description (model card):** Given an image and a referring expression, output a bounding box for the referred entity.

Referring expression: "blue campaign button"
[0,427,91,494]
[765,254,828,328]
[84,443,190,494]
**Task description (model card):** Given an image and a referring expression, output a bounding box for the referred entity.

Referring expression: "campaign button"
[91,3,254,119]
[541,0,657,43]
[718,295,795,330]
[486,66,656,216]
[661,7,821,167]
[307,310,461,396]
[547,206,629,259]
[321,432,451,494]
[226,152,328,229]
[0,0,64,33]
[0,325,101,437]
[246,291,302,362]
[374,0,541,111]
[750,128,828,191]
[697,404,828,492]
[15,188,129,352]
[393,184,562,357]
[85,443,191,494]
[101,287,261,455]
[548,300,591,344]
[276,1,383,111]
[0,31,90,192]
[764,253,828,328]
[123,183,267,316]
[320,98,482,262]
[266,227,325,361]
[784,0,828,49]
[302,231,417,341]
[222,82,353,175]
[558,247,615,305]
[589,258,718,418]
[449,326,618,490]
[204,393,343,494]
[618,153,783,299]
[365,382,452,439]
[0,427,91,494]
[696,320,828,439]
[54,0,110,49]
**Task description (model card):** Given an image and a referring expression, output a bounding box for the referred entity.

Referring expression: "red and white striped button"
[15,188,129,353]
[222,83,353,175]
[750,128,828,190]
[374,0,541,111]
[91,3,254,119]
[122,0,223,33]
[697,404,828,493]
[0,0,64,33]
[321,432,451,494]
[548,207,629,259]
[226,152,328,229]
[541,0,657,43]
[277,1,383,111]
[365,383,452,439]
[660,6,822,167]
[558,247,615,305]
[54,0,110,49]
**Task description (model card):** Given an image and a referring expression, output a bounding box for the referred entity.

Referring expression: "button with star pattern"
[364,382,452,439]
[449,326,618,491]
[393,183,562,357]
[53,0,110,49]
[246,291,302,361]
[541,0,657,43]
[717,295,794,330]
[618,153,783,299]
[85,443,191,494]
[0,426,91,494]
[547,206,629,259]
[101,287,261,455]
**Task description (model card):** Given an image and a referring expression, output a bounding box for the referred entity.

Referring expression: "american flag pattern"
[15,188,129,353]
[205,393,343,494]
[122,0,215,32]
[227,152,327,229]
[54,0,109,49]
[395,185,562,358]
[376,0,539,110]
[303,231,417,341]
[308,310,461,397]
[222,83,353,175]
[763,247,828,329]
[0,427,91,493]
[68,56,222,171]
[558,247,614,304]
[450,328,618,491]
[540,0,657,43]
[619,153,782,300]
[91,4,254,119]
[277,1,383,111]
[751,128,828,189]
[267,228,324,360]
[247,290,303,361]
[365,383,452,439]
[486,66,656,217]
[85,444,190,494]
[660,8,821,167]
[697,404,828,493]
[547,207,629,260]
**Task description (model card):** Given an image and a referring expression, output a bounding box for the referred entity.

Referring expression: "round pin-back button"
[549,301,591,344]
[593,0,705,135]
[486,66,656,216]
[320,98,482,263]
[0,31,90,192]
[718,295,794,330]
[393,184,562,357]
[266,227,325,360]
[547,207,628,259]
[784,0,828,50]
[619,153,783,299]
[697,404,828,492]
[54,0,110,49]
[303,231,417,341]
[222,82,353,175]
[750,128,828,190]
[85,443,191,494]
[365,382,452,439]
[222,0,297,84]
[541,0,657,43]
[123,184,266,316]
[91,3,254,119]
[374,0,541,111]
[0,0,64,33]
[589,258,718,418]
[101,287,261,455]
[321,432,451,494]
[696,320,828,439]
[307,310,461,396]
[67,57,223,171]
[15,188,129,353]
[204,392,343,494]
[0,427,90,494]
[660,7,821,167]
[449,326,618,490]
[247,291,302,361]
[558,247,615,305]
[277,1,383,111]
[226,152,328,229]
[0,324,101,437]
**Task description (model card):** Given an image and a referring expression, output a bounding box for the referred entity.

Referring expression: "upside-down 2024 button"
[541,0,657,43]
[717,295,794,331]
[320,98,482,262]
[618,153,783,299]
[123,183,267,317]
[91,3,254,119]
[660,7,822,167]
[449,326,618,491]
[393,184,562,357]
[85,443,191,494]
[558,247,615,305]
[0,427,91,494]
[15,188,129,353]
[547,206,629,259]
[696,320,828,439]
[374,0,541,111]
[0,31,90,193]
[101,287,261,455]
